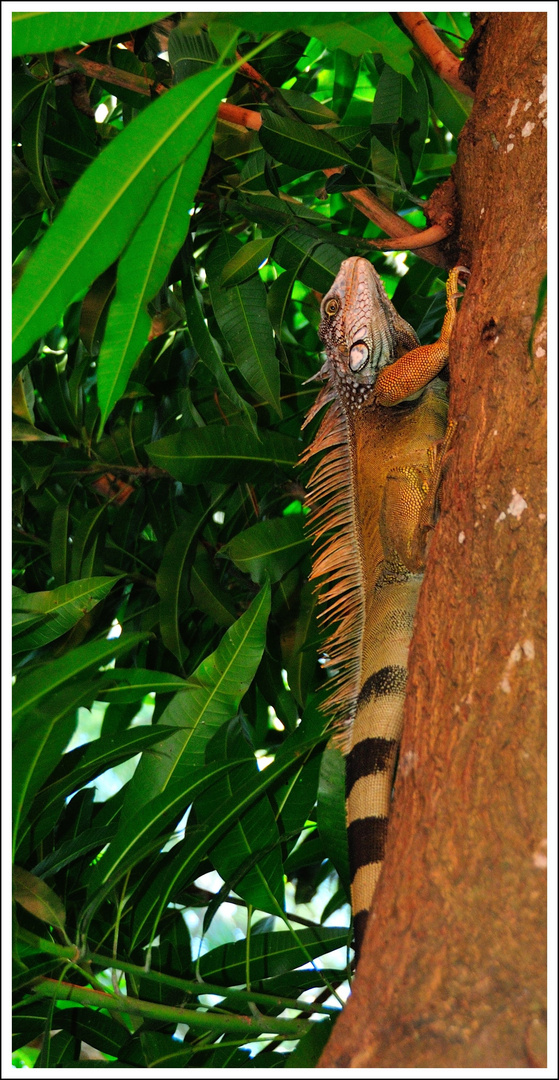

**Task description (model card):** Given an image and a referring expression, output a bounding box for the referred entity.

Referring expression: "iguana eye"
[325,298,340,316]
[349,341,369,372]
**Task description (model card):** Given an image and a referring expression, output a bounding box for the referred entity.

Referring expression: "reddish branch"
[399,12,474,98]
[54,49,167,97]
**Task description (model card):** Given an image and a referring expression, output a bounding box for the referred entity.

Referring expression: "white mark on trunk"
[507,99,520,125]
[500,640,533,693]
[532,838,547,869]
[507,489,528,517]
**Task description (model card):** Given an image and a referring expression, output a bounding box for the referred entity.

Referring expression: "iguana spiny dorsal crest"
[301,256,464,959]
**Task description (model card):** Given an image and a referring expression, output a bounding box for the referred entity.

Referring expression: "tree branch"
[398,12,474,98]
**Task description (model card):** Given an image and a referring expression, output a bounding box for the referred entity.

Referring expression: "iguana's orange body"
[301,258,463,959]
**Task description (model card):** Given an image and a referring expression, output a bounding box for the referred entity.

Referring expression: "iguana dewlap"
[301,257,461,959]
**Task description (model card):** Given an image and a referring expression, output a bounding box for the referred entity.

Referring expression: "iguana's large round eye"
[325,298,339,316]
[349,341,369,372]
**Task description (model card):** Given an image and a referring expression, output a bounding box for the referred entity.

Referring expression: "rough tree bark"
[320,12,547,1069]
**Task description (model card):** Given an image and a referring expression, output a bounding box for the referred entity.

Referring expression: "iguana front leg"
[373,267,468,406]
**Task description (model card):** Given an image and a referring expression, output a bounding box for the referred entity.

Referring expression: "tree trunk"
[320,12,547,1069]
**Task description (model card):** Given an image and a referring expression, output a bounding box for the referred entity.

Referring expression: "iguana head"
[318,257,418,410]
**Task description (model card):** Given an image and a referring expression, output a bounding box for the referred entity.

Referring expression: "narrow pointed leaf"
[12,678,100,848]
[29,725,179,832]
[20,83,57,207]
[197,722,284,913]
[13,867,66,930]
[123,582,271,812]
[199,926,348,984]
[97,151,212,429]
[182,264,258,433]
[96,668,188,703]
[157,514,210,664]
[12,631,150,729]
[259,111,356,173]
[13,65,234,361]
[87,762,237,897]
[12,12,172,56]
[220,236,276,288]
[132,712,328,944]
[223,515,309,585]
[146,425,298,484]
[317,746,350,894]
[12,576,121,653]
[206,233,281,416]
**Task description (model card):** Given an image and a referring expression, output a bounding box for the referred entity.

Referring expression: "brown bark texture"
[320,12,547,1069]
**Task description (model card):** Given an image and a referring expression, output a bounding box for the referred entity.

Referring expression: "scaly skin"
[302,257,464,960]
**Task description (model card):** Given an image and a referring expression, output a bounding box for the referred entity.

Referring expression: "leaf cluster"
[12,9,471,1069]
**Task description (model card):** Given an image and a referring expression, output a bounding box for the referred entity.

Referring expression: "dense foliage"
[12,11,472,1068]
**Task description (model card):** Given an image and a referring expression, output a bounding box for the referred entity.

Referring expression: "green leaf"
[196,720,285,913]
[20,82,57,207]
[298,14,414,75]
[211,12,413,75]
[11,419,65,443]
[332,51,361,122]
[69,504,107,580]
[131,711,328,945]
[97,154,212,430]
[29,725,179,833]
[13,866,66,930]
[168,26,218,81]
[281,581,318,709]
[50,495,71,587]
[157,511,212,664]
[279,89,338,125]
[317,746,350,896]
[12,631,151,730]
[223,515,308,585]
[12,12,172,56]
[12,71,47,128]
[370,61,429,187]
[12,576,121,653]
[273,752,321,852]
[146,425,298,485]
[44,109,98,167]
[266,265,299,340]
[12,64,235,361]
[206,233,281,416]
[273,230,343,294]
[199,925,348,984]
[12,679,98,848]
[420,55,472,137]
[220,236,276,288]
[190,546,237,627]
[86,761,237,900]
[96,668,188,703]
[55,1010,129,1058]
[123,581,271,812]
[289,1016,337,1066]
[182,262,258,433]
[260,111,355,174]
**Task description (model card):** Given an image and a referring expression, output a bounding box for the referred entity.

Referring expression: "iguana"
[301,257,464,959]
